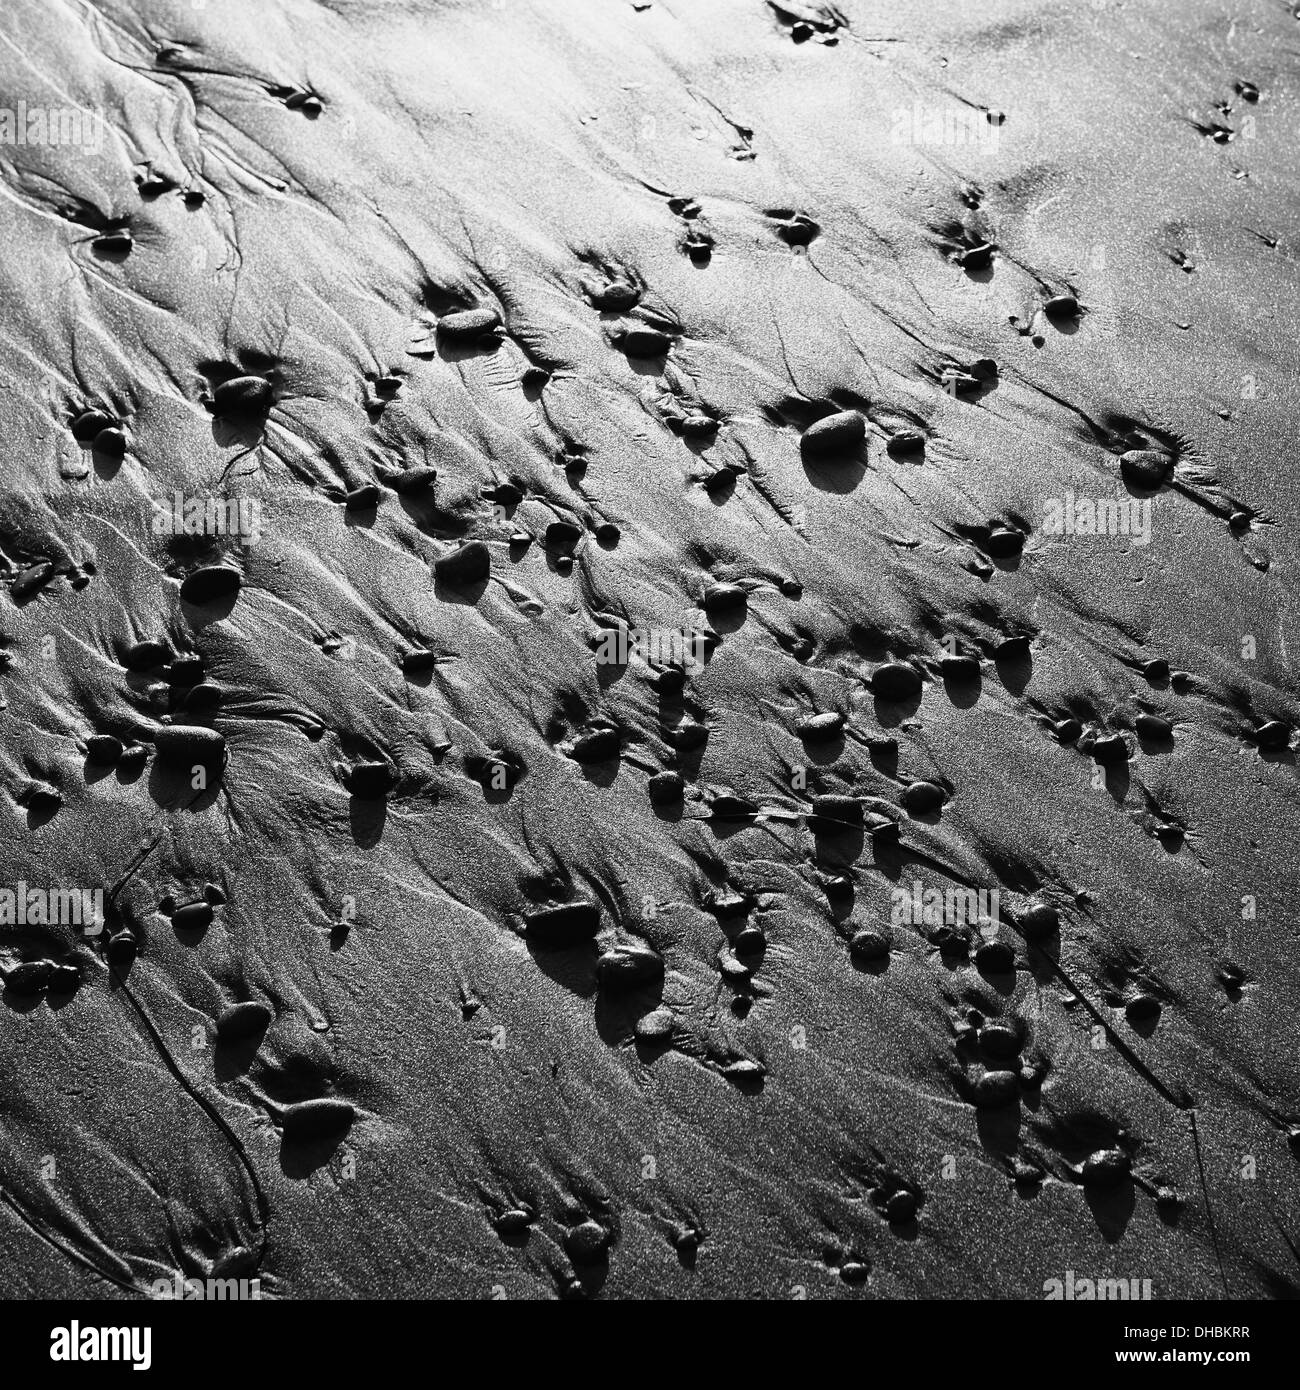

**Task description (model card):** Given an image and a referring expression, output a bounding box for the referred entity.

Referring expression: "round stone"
[648,771,685,805]
[986,528,1024,557]
[900,781,944,815]
[970,1069,1019,1108]
[212,375,272,421]
[1081,1148,1130,1188]
[885,1190,918,1223]
[871,661,921,701]
[849,929,890,962]
[1125,993,1161,1025]
[1119,450,1171,489]
[86,734,123,764]
[1017,901,1059,938]
[635,1008,675,1044]
[564,1221,609,1263]
[975,940,1016,973]
[978,1023,1021,1060]
[800,410,865,460]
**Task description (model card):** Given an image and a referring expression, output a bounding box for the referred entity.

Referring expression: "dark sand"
[1,0,1298,1299]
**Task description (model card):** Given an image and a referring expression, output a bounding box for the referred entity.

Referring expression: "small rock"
[5,960,53,994]
[986,528,1024,558]
[1119,450,1171,489]
[125,640,170,672]
[798,711,844,739]
[800,410,865,460]
[673,1226,702,1255]
[1125,994,1161,1025]
[978,1023,1021,1060]
[184,683,223,717]
[118,746,148,775]
[885,1190,918,1223]
[940,654,980,682]
[12,563,55,600]
[620,327,671,357]
[1135,713,1172,741]
[94,426,129,459]
[1017,901,1059,938]
[434,541,491,586]
[681,414,718,439]
[167,656,205,686]
[545,520,582,555]
[212,376,272,422]
[975,940,1016,973]
[957,243,993,271]
[648,770,684,805]
[171,901,214,932]
[1080,1148,1130,1188]
[1091,733,1129,763]
[180,566,241,606]
[153,725,225,773]
[970,1069,1019,1108]
[635,1008,675,1043]
[1044,293,1079,319]
[734,925,765,955]
[345,484,380,510]
[588,281,639,311]
[438,307,501,343]
[900,781,944,815]
[871,661,921,701]
[570,727,621,762]
[1255,720,1291,749]
[564,1221,609,1263]
[524,901,601,947]
[596,945,664,989]
[849,929,890,962]
[495,1209,533,1239]
[49,964,80,993]
[216,1001,273,1041]
[887,429,925,457]
[106,932,137,968]
[281,1097,354,1141]
[71,409,116,443]
[703,582,746,616]
[996,635,1031,663]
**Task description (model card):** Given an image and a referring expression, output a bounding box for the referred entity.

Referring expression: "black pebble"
[871,661,921,701]
[212,376,272,422]
[986,528,1024,558]
[344,762,397,798]
[648,770,684,804]
[180,566,241,605]
[434,541,491,586]
[800,410,865,460]
[86,735,123,764]
[125,639,170,671]
[525,901,601,946]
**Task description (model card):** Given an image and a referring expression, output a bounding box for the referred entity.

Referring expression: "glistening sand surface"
[1,0,1298,1299]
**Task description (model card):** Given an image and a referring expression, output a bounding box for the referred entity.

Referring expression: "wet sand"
[1,0,1298,1299]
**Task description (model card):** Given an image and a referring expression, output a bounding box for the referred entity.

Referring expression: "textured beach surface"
[1,0,1298,1300]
